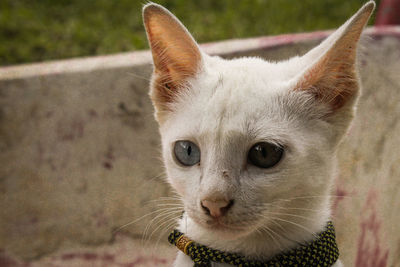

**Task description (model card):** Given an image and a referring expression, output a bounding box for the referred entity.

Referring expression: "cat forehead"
[205,56,299,84]
[162,57,305,141]
[196,57,297,119]
[195,56,297,103]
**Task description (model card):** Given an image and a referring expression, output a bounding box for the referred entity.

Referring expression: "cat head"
[143,2,374,240]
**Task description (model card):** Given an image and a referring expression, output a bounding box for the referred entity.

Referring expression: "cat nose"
[201,199,234,218]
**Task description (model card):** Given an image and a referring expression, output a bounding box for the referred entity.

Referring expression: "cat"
[143,1,375,266]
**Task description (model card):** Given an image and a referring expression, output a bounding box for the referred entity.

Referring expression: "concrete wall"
[0,27,399,266]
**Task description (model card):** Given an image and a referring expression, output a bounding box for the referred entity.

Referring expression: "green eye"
[174,141,200,166]
[248,142,283,168]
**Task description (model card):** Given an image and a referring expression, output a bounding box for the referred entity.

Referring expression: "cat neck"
[177,201,331,261]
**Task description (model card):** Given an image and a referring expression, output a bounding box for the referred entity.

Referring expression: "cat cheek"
[167,175,185,196]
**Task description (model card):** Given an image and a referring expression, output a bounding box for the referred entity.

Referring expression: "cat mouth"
[186,209,251,232]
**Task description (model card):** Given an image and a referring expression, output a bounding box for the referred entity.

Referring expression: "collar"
[168,221,339,267]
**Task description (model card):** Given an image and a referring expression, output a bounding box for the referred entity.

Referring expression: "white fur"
[163,54,337,265]
[143,2,375,266]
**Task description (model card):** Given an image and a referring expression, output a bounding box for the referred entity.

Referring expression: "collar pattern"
[168,221,339,267]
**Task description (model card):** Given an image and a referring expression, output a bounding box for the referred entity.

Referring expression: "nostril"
[201,201,211,215]
[220,199,234,215]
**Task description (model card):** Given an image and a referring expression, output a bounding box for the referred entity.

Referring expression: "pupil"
[261,146,267,158]
[187,145,192,156]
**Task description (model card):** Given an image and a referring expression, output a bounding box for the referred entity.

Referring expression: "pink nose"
[201,199,234,218]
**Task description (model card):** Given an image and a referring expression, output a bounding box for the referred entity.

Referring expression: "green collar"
[168,221,339,267]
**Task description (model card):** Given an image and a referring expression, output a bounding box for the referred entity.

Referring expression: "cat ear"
[143,3,202,119]
[294,1,375,112]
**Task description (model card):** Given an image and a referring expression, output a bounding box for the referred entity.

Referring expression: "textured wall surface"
[0,27,399,266]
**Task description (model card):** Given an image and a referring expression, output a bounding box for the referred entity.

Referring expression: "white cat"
[143,2,375,266]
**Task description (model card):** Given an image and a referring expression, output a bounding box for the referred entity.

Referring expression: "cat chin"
[196,223,252,241]
[184,215,255,241]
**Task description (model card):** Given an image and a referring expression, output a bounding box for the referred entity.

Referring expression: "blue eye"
[174,141,201,166]
[248,142,283,168]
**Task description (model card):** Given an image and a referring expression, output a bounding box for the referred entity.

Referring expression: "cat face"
[157,56,338,238]
[143,2,374,239]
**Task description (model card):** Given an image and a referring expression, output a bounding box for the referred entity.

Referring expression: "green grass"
[0,0,379,66]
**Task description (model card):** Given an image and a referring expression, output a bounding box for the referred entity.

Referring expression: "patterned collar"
[168,221,339,266]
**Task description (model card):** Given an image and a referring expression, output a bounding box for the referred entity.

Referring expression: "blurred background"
[0,0,379,66]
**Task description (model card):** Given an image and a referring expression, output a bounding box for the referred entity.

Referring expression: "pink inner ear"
[143,4,202,117]
[294,2,375,111]
[295,49,358,111]
[144,5,201,84]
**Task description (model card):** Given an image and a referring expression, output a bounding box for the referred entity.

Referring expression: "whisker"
[264,216,317,238]
[260,214,317,237]
[147,196,182,203]
[144,197,182,206]
[142,208,183,242]
[153,216,180,252]
[157,196,182,200]
[126,71,151,82]
[113,207,180,233]
[263,211,315,222]
[276,195,353,202]
[133,172,167,191]
[266,205,320,213]
[155,203,184,208]
[145,214,180,247]
[266,216,289,235]
[258,225,282,251]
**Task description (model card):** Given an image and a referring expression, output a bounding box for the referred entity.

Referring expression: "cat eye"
[248,142,283,169]
[174,141,201,166]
